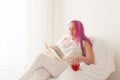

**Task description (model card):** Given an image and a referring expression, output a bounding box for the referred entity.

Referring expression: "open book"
[44,43,72,65]
[44,43,64,60]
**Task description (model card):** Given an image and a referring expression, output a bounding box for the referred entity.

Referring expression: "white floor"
[0,69,22,80]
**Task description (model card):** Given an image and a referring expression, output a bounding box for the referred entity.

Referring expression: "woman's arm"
[72,41,94,65]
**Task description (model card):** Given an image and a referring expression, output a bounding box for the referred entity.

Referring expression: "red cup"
[71,63,80,71]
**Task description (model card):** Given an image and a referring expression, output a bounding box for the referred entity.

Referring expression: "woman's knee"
[32,67,51,80]
[36,54,47,60]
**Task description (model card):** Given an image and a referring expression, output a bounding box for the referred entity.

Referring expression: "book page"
[44,43,63,60]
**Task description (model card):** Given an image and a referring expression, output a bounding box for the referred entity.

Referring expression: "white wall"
[54,0,65,42]
[54,0,120,80]
[0,0,54,80]
[27,0,54,62]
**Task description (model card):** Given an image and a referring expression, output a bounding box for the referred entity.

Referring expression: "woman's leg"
[19,54,68,80]
[32,67,51,80]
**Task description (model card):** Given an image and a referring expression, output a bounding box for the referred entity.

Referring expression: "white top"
[57,36,83,58]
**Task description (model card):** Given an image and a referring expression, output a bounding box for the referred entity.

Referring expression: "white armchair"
[30,37,115,80]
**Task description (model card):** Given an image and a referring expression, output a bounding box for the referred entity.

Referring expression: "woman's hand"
[71,56,82,64]
[71,56,81,71]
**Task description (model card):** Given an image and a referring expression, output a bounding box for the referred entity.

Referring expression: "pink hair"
[70,20,92,56]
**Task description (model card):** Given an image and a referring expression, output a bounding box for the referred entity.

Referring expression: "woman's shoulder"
[83,41,90,47]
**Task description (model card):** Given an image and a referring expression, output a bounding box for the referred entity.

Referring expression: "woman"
[68,20,94,65]
[19,20,94,80]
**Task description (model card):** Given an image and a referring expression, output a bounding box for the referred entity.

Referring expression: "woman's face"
[69,22,76,39]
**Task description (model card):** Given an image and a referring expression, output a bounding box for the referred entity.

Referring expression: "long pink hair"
[70,20,92,56]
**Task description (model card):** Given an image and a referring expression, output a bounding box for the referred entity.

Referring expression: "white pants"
[19,54,69,80]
